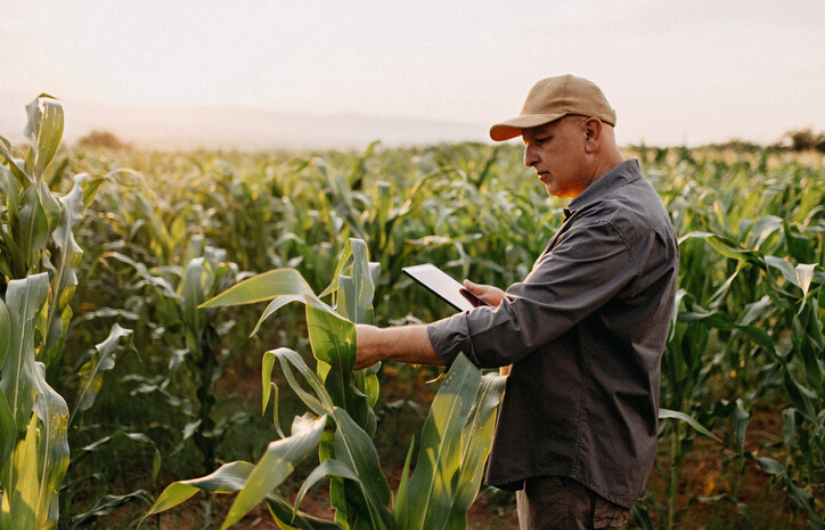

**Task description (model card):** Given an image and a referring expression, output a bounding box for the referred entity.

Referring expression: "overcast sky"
[2,1,824,149]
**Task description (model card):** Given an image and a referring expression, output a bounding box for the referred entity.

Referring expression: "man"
[355,75,679,529]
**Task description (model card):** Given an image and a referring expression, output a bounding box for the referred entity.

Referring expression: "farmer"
[354,74,679,529]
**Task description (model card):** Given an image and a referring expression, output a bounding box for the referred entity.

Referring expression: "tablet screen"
[402,264,489,312]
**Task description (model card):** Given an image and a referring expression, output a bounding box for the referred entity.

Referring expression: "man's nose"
[523,145,538,167]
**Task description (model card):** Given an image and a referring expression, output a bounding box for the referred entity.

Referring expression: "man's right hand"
[462,280,511,376]
[462,280,506,307]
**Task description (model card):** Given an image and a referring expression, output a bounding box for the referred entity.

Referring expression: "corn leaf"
[200,268,332,310]
[32,368,69,529]
[0,273,49,433]
[220,414,327,530]
[181,257,210,336]
[71,323,133,422]
[1,412,39,530]
[24,95,63,179]
[658,409,721,441]
[142,461,255,521]
[292,459,360,517]
[0,390,14,472]
[269,347,334,415]
[0,299,9,369]
[329,407,392,530]
[333,239,375,325]
[18,184,51,272]
[399,353,482,530]
[43,174,87,362]
[445,374,507,530]
[266,493,342,530]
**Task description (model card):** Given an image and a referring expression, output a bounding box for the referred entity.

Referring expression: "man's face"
[522,116,591,199]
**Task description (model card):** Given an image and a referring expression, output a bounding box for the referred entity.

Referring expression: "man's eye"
[535,137,549,144]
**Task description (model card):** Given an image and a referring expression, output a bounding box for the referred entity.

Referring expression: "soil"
[94,362,821,529]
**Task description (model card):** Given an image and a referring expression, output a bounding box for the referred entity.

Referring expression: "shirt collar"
[565,158,642,217]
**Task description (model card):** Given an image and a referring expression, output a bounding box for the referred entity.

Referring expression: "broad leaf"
[330,407,392,530]
[24,95,64,178]
[71,324,133,422]
[221,414,327,530]
[44,174,87,363]
[32,369,70,529]
[659,408,721,441]
[269,348,334,415]
[445,374,507,529]
[400,354,482,530]
[0,273,49,433]
[266,493,342,530]
[1,412,40,530]
[143,461,255,521]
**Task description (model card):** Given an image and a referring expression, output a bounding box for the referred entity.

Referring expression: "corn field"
[1,97,824,529]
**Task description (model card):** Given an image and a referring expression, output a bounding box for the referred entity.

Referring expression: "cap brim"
[489,113,567,141]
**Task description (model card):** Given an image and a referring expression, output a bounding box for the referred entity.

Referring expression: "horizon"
[3,1,824,151]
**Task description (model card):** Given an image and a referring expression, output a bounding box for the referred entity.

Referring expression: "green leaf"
[201,268,332,311]
[393,436,416,517]
[220,414,327,530]
[293,459,361,517]
[252,295,305,336]
[0,299,10,368]
[32,369,70,529]
[658,408,721,442]
[71,324,133,423]
[446,374,507,528]
[319,238,356,299]
[335,239,375,325]
[24,95,64,178]
[307,306,359,416]
[70,490,154,529]
[765,256,799,288]
[330,407,393,530]
[733,399,750,455]
[18,184,51,272]
[142,461,255,522]
[796,263,816,297]
[0,389,16,475]
[181,257,210,335]
[400,354,482,530]
[679,231,764,265]
[271,348,334,415]
[782,368,818,422]
[1,412,40,530]
[0,273,49,433]
[0,135,31,186]
[265,493,342,530]
[698,494,755,530]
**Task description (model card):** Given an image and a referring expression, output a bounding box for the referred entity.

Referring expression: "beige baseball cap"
[489,74,616,141]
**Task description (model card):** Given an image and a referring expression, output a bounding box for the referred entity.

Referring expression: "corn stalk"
[143,239,505,529]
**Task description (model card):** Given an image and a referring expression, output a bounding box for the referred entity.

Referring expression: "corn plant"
[49,137,824,527]
[0,96,135,529]
[143,238,506,529]
[102,236,242,474]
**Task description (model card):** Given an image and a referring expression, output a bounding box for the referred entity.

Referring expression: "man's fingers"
[463,279,505,307]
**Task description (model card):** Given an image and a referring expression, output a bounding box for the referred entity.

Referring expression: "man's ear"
[583,118,603,154]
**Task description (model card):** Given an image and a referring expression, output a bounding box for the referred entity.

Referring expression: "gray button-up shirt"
[427,159,678,508]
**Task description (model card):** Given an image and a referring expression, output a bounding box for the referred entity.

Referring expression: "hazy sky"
[2,1,824,149]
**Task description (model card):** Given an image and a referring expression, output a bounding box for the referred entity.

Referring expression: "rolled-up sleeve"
[428,219,639,368]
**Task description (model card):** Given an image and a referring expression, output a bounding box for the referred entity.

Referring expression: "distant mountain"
[1,98,491,151]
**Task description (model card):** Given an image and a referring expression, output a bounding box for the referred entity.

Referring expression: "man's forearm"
[355,324,444,369]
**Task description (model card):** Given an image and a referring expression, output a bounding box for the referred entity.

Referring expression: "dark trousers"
[516,476,630,530]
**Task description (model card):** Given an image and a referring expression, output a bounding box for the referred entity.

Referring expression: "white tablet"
[402,263,489,312]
